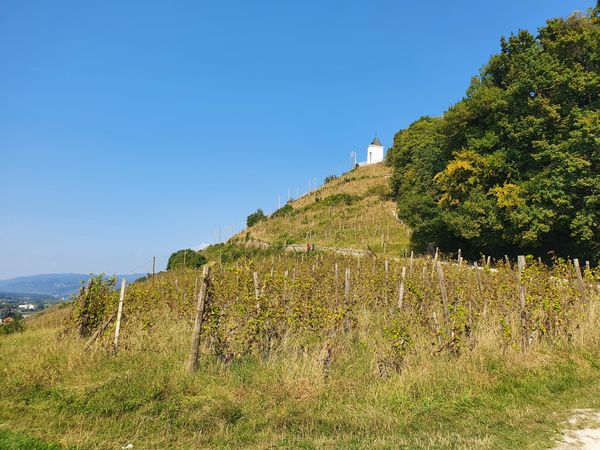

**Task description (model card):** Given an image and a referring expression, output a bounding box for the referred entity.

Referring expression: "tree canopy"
[388,9,600,261]
[166,249,207,270]
[246,209,266,228]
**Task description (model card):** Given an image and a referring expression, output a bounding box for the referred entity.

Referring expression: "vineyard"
[2,251,599,448]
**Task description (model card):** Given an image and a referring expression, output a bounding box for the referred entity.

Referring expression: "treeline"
[388,8,599,261]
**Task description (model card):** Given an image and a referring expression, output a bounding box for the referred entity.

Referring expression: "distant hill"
[0,273,146,298]
[0,290,56,303]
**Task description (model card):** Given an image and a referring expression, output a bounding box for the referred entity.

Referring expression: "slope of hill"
[239,162,411,255]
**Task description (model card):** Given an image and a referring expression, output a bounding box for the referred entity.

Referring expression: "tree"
[166,249,207,270]
[246,209,266,227]
[389,9,600,260]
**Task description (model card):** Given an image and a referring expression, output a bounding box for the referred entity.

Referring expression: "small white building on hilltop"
[359,136,385,166]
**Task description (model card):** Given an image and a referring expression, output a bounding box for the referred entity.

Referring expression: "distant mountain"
[0,290,57,303]
[0,273,146,298]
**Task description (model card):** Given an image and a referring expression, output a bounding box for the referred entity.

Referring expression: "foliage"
[1,252,600,448]
[72,274,118,337]
[324,174,338,184]
[388,10,600,260]
[320,193,359,206]
[246,208,266,227]
[271,203,294,219]
[0,317,24,335]
[167,249,207,270]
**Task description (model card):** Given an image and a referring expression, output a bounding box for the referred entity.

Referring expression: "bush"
[0,317,24,335]
[324,175,338,184]
[247,209,266,227]
[73,275,117,338]
[322,193,359,206]
[167,249,207,270]
[271,203,294,218]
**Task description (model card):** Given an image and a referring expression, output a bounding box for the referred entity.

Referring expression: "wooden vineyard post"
[517,255,528,350]
[86,313,116,349]
[187,264,211,373]
[409,250,414,274]
[474,262,485,317]
[573,259,588,306]
[435,261,449,325]
[334,263,339,302]
[253,272,260,302]
[384,260,389,304]
[152,256,156,279]
[344,268,351,332]
[112,278,126,354]
[398,266,406,309]
[431,248,439,279]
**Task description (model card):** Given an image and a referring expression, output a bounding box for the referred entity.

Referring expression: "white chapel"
[360,136,385,165]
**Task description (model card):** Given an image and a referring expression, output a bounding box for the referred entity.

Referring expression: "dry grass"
[241,163,411,254]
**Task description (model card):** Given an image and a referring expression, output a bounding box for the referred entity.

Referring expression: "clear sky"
[0,0,593,279]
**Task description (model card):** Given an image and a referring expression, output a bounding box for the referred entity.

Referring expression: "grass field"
[1,252,599,449]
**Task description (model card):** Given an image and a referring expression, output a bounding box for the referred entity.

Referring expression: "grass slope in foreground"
[1,253,599,449]
[239,162,411,255]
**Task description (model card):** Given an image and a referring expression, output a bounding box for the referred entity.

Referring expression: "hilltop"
[234,162,410,255]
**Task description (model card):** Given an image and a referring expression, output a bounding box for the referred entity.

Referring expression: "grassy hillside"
[238,163,411,255]
[1,252,599,448]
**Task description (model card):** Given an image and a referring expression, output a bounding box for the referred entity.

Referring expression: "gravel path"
[554,410,600,449]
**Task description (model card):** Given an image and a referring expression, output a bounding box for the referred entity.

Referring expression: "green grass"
[1,310,600,449]
[1,255,599,449]
[0,430,62,450]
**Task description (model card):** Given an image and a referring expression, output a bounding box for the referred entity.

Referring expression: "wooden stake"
[474,262,485,317]
[517,255,528,349]
[573,258,588,305]
[112,278,126,354]
[398,266,406,309]
[344,267,351,332]
[435,261,449,325]
[86,313,116,349]
[187,264,211,373]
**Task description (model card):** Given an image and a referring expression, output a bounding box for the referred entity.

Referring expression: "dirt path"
[554,410,600,449]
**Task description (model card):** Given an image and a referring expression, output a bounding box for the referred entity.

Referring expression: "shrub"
[322,193,359,206]
[247,209,266,227]
[72,275,118,338]
[271,203,294,218]
[167,249,207,270]
[324,175,338,184]
[0,317,24,335]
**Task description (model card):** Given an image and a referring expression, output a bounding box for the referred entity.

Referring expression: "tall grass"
[1,252,599,449]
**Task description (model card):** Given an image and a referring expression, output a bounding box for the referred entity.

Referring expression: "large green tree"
[388,9,600,260]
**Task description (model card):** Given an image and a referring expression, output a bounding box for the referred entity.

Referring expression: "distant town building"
[359,136,385,166]
[18,303,35,310]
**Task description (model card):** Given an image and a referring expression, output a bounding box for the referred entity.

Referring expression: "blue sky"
[0,0,593,279]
